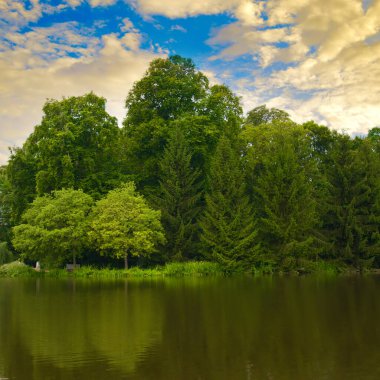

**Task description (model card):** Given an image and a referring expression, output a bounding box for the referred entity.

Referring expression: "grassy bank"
[0,259,369,279]
[0,261,224,279]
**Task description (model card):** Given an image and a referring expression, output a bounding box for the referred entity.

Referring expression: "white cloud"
[89,0,118,7]
[0,20,163,164]
[0,0,42,25]
[205,0,380,133]
[126,0,243,18]
[170,25,187,33]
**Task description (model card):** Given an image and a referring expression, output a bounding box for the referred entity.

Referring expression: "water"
[0,275,379,379]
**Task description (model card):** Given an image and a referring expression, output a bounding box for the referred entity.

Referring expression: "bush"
[0,261,36,277]
[0,242,14,265]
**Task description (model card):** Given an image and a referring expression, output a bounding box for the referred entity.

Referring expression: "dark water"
[0,275,380,380]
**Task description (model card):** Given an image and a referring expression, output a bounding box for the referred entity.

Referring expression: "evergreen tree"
[244,123,318,267]
[155,128,203,261]
[324,135,380,268]
[200,137,259,271]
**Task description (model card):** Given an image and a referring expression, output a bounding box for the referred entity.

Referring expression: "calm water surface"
[0,275,380,379]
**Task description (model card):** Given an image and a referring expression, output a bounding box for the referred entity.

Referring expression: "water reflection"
[0,276,380,379]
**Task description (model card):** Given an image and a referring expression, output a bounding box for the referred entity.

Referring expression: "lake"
[0,275,379,379]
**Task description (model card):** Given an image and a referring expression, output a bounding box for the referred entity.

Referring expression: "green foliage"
[122,56,210,191]
[0,261,36,277]
[31,92,122,198]
[162,261,223,276]
[245,105,291,126]
[5,143,37,225]
[155,128,203,261]
[124,55,209,125]
[200,84,243,137]
[323,135,380,269]
[244,123,318,263]
[89,182,166,268]
[2,55,379,274]
[12,189,93,267]
[200,136,259,271]
[121,57,242,193]
[0,241,14,265]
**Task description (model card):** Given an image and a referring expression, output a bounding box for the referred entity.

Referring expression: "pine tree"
[324,136,380,269]
[246,124,318,267]
[200,136,259,271]
[155,128,203,261]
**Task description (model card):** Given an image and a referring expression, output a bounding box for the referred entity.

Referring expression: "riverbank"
[0,259,372,279]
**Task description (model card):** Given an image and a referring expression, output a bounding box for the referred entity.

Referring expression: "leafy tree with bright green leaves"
[199,84,243,137]
[244,122,318,267]
[5,142,38,225]
[0,166,12,242]
[89,182,166,269]
[245,105,291,126]
[29,92,122,198]
[12,189,93,268]
[200,136,259,271]
[124,55,209,125]
[121,56,244,194]
[122,56,209,190]
[155,127,203,261]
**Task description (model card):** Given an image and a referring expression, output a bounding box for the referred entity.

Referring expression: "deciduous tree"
[89,183,165,269]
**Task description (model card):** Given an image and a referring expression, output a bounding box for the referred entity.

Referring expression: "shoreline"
[0,260,378,279]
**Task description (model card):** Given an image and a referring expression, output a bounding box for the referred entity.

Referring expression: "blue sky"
[1,0,380,163]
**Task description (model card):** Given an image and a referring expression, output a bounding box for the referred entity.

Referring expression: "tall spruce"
[200,136,259,270]
[155,128,203,261]
[324,135,380,268]
[244,123,318,267]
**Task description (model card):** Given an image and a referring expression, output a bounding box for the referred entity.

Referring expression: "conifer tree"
[324,136,380,268]
[155,128,203,261]
[200,136,259,270]
[245,123,318,267]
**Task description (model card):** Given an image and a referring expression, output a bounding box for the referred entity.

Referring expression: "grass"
[0,261,38,278]
[0,259,371,279]
[1,261,224,279]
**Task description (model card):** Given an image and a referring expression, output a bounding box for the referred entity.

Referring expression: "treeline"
[0,55,379,272]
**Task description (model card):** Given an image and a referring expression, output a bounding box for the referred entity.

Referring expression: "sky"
[1,0,380,164]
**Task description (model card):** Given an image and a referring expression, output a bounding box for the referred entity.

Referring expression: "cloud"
[206,0,380,133]
[0,19,163,164]
[88,0,118,7]
[170,24,187,32]
[0,0,42,25]
[127,0,243,18]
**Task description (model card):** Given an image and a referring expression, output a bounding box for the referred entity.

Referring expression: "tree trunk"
[124,252,129,270]
[73,252,76,271]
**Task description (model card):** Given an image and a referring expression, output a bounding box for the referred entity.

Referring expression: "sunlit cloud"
[0,17,162,164]
[1,0,379,164]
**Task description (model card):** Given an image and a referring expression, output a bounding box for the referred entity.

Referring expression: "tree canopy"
[1,55,379,273]
[12,189,93,267]
[89,182,166,269]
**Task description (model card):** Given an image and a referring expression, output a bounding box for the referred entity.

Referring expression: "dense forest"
[0,55,379,272]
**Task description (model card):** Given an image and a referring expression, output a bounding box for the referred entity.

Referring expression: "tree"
[244,122,318,267]
[199,84,243,138]
[121,56,244,194]
[124,55,209,125]
[5,141,37,225]
[29,92,122,198]
[200,137,259,271]
[155,128,203,261]
[12,189,93,268]
[122,56,210,191]
[323,135,380,268]
[245,105,291,126]
[89,182,165,269]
